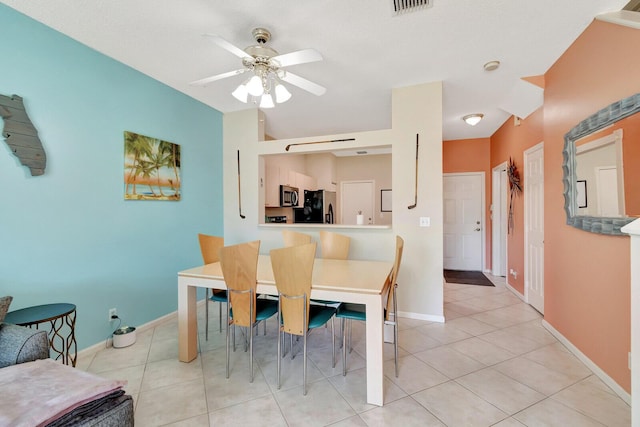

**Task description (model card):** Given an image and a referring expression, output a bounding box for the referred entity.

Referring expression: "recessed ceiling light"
[462,114,484,126]
[483,60,501,71]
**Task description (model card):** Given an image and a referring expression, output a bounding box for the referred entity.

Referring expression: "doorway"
[492,163,508,277]
[341,180,375,225]
[525,142,544,313]
[443,173,484,271]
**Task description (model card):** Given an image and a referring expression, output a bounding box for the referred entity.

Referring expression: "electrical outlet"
[419,217,430,227]
[108,308,117,321]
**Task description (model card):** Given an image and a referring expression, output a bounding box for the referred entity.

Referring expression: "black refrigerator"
[293,190,337,224]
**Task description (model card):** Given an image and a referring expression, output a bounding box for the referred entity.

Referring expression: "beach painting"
[124,131,181,201]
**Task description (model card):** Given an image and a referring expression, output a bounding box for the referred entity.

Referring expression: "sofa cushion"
[0,323,49,368]
[0,296,12,323]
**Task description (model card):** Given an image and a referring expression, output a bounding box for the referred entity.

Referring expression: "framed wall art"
[124,131,181,201]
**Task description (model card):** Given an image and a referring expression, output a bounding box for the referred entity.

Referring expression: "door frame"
[524,142,544,311]
[492,162,508,276]
[443,172,486,271]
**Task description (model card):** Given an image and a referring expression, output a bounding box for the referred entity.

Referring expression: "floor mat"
[443,270,494,286]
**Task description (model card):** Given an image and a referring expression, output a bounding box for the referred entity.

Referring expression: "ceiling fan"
[190,28,326,108]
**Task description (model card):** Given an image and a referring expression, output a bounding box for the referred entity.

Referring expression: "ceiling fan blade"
[271,48,323,67]
[204,34,251,59]
[189,69,248,86]
[280,71,326,96]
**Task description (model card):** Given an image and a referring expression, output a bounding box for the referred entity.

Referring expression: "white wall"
[223,81,444,321]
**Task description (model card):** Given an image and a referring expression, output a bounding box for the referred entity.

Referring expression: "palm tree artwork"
[124,131,181,200]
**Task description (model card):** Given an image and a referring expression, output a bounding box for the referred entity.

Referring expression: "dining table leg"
[178,279,198,362]
[364,293,385,406]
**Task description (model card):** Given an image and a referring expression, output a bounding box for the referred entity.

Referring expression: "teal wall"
[0,5,223,350]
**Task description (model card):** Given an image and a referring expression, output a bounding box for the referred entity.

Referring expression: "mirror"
[563,92,640,235]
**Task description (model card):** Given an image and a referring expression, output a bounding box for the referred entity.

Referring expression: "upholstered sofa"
[0,323,134,426]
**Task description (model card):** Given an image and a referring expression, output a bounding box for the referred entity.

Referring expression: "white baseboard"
[505,282,526,302]
[76,300,205,362]
[399,310,445,323]
[542,320,631,406]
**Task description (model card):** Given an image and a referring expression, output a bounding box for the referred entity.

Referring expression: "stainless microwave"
[280,185,299,207]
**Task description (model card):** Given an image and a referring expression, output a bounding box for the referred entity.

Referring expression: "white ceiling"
[1,0,629,140]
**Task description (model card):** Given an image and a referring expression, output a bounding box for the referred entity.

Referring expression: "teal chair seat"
[230,299,278,322]
[336,303,366,322]
[210,290,227,302]
[308,305,337,329]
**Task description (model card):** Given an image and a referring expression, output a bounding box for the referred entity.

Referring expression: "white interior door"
[443,173,483,271]
[492,164,508,277]
[525,143,544,313]
[341,180,374,225]
[596,166,621,217]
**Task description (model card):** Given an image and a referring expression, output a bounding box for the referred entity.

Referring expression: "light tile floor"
[78,274,631,426]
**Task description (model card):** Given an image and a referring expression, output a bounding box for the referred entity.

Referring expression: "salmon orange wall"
[443,138,492,270]
[490,109,544,294]
[573,113,640,216]
[543,19,639,393]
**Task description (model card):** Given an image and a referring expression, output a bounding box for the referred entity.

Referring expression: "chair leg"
[205,289,209,340]
[249,323,254,383]
[290,334,294,360]
[342,318,347,376]
[303,331,308,396]
[277,329,282,390]
[226,317,230,379]
[348,319,353,353]
[331,316,336,368]
[218,301,222,333]
[393,321,399,378]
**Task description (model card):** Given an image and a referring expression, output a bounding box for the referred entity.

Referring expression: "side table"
[5,303,77,367]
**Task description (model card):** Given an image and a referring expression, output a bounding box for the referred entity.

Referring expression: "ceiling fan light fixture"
[463,113,484,126]
[275,83,292,103]
[246,75,264,96]
[232,84,249,103]
[260,93,275,108]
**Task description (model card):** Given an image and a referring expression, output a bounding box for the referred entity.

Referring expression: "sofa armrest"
[0,323,49,368]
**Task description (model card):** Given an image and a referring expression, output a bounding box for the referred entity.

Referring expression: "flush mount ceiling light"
[483,60,501,71]
[462,114,484,126]
[190,28,326,108]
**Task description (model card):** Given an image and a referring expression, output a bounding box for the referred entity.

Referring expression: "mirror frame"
[563,92,640,235]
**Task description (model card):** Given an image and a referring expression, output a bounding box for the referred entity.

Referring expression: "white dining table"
[177,254,393,406]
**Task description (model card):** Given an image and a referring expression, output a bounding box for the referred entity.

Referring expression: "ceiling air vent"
[393,0,433,14]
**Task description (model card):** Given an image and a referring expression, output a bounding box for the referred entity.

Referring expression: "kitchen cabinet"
[265,166,281,207]
[297,172,317,194]
[265,164,317,208]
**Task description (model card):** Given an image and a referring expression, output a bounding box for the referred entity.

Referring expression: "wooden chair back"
[198,234,224,264]
[282,230,312,247]
[219,240,260,328]
[270,242,317,336]
[383,236,404,318]
[319,231,350,260]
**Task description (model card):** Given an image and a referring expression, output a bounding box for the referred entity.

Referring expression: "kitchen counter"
[259,223,391,230]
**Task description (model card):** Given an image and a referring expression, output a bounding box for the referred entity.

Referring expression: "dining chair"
[336,235,404,377]
[314,230,350,309]
[219,240,278,382]
[198,233,225,340]
[282,230,312,247]
[319,230,350,260]
[270,242,336,395]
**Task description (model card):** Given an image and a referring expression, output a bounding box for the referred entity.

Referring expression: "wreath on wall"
[507,157,522,234]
